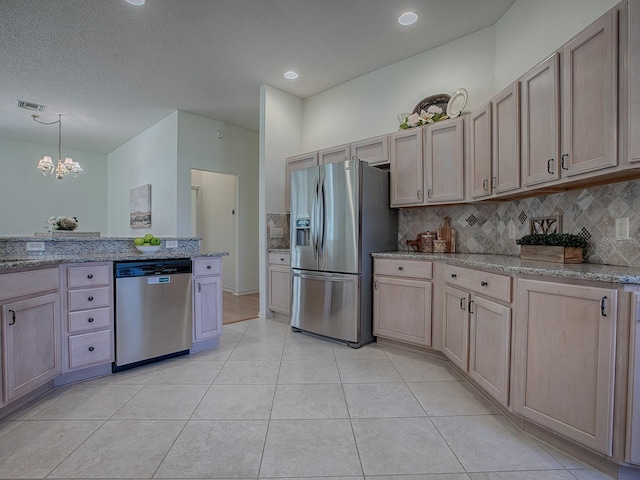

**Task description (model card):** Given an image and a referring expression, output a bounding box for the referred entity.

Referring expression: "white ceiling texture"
[0,0,515,154]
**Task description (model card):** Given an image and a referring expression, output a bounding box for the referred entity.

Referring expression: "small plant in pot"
[516,233,589,264]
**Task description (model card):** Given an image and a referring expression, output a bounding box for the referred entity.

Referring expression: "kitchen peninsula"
[0,236,227,419]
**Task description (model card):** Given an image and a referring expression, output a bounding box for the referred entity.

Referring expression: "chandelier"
[33,114,83,179]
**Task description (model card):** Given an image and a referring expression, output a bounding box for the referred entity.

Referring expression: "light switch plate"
[616,218,629,240]
[165,240,178,249]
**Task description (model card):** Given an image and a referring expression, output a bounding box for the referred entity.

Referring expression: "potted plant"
[516,233,588,264]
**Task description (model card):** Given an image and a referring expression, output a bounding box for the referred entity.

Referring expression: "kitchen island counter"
[372,251,640,284]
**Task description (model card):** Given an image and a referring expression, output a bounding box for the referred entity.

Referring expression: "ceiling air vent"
[17,100,46,112]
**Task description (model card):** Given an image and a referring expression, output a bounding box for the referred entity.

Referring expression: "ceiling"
[0,0,516,154]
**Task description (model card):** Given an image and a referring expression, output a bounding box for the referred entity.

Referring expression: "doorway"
[191,170,238,293]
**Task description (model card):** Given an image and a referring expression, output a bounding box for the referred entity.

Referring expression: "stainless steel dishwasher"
[113,258,192,371]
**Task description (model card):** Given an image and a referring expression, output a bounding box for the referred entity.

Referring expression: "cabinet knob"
[88,296,94,301]
[451,273,457,278]
[398,266,404,271]
[87,274,94,279]
[206,265,212,269]
[280,258,285,261]
[87,317,94,323]
[88,346,95,352]
[480,281,488,287]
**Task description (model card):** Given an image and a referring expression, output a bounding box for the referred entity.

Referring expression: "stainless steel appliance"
[290,159,397,347]
[113,258,192,370]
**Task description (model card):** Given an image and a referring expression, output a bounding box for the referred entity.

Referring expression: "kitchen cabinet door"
[468,103,492,200]
[425,118,465,203]
[469,295,511,407]
[521,53,561,186]
[373,275,432,346]
[390,128,424,207]
[631,0,640,164]
[193,275,222,342]
[2,293,61,403]
[319,144,350,165]
[514,279,617,455]
[351,135,389,166]
[561,10,617,176]
[269,264,291,315]
[492,82,520,195]
[285,152,318,212]
[442,284,470,371]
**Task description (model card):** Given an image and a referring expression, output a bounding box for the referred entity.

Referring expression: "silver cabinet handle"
[8,309,15,325]
[427,188,432,198]
[491,177,496,190]
[417,189,422,200]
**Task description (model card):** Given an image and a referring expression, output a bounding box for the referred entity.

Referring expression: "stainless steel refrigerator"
[290,159,397,347]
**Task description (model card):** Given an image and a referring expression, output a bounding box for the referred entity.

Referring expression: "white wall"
[107,112,179,236]
[177,111,259,295]
[259,85,304,315]
[494,0,620,91]
[0,136,108,236]
[301,27,496,152]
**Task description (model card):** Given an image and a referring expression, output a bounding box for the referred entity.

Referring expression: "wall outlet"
[25,241,45,251]
[270,227,284,239]
[508,222,517,239]
[616,218,630,240]
[165,240,178,249]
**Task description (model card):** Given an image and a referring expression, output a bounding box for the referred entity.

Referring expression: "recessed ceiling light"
[284,71,299,80]
[125,0,145,5]
[398,12,418,26]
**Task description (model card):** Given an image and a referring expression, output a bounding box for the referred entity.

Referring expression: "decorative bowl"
[135,245,161,253]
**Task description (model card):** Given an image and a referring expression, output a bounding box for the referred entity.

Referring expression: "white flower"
[406,113,421,127]
[427,105,443,114]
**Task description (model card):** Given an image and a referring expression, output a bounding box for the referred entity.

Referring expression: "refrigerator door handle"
[319,175,326,259]
[311,176,319,260]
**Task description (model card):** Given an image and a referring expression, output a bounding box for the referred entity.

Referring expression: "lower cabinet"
[373,258,433,347]
[193,257,223,344]
[268,252,290,316]
[514,279,617,455]
[2,293,61,403]
[442,265,512,407]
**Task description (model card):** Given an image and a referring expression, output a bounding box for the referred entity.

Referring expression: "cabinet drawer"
[68,286,111,310]
[268,252,290,266]
[193,257,222,276]
[444,265,511,302]
[375,258,432,279]
[67,265,111,287]
[0,267,59,301]
[68,330,112,369]
[68,307,111,333]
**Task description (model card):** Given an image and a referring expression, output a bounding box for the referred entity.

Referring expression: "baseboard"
[223,288,259,296]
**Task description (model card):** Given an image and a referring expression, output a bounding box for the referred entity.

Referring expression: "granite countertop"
[0,251,228,272]
[372,251,640,284]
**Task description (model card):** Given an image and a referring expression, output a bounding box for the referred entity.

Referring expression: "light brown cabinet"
[562,9,618,176]
[425,117,465,203]
[442,265,512,407]
[492,82,520,194]
[631,0,640,164]
[60,263,114,373]
[390,128,424,207]
[319,144,350,165]
[469,102,493,199]
[521,53,561,186]
[192,257,223,346]
[351,135,389,166]
[373,258,433,346]
[285,152,319,212]
[514,279,617,455]
[2,293,60,403]
[268,252,290,316]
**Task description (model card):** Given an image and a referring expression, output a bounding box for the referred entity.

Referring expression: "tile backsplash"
[267,213,290,250]
[399,179,640,267]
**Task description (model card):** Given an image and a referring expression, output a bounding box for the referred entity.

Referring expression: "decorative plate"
[411,93,450,115]
[446,88,468,118]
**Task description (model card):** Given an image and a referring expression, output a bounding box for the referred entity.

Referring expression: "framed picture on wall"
[130,184,151,228]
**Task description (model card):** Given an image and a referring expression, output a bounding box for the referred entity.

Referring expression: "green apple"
[143,242,151,246]
[143,233,154,242]
[133,237,145,246]
[150,237,161,246]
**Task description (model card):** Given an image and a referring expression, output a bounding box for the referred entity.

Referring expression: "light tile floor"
[0,317,616,479]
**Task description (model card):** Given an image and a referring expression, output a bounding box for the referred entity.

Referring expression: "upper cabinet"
[561,10,618,176]
[469,102,493,200]
[351,135,389,167]
[319,144,351,164]
[285,152,318,212]
[629,0,640,164]
[390,128,424,207]
[521,53,561,187]
[424,117,465,203]
[492,82,521,194]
